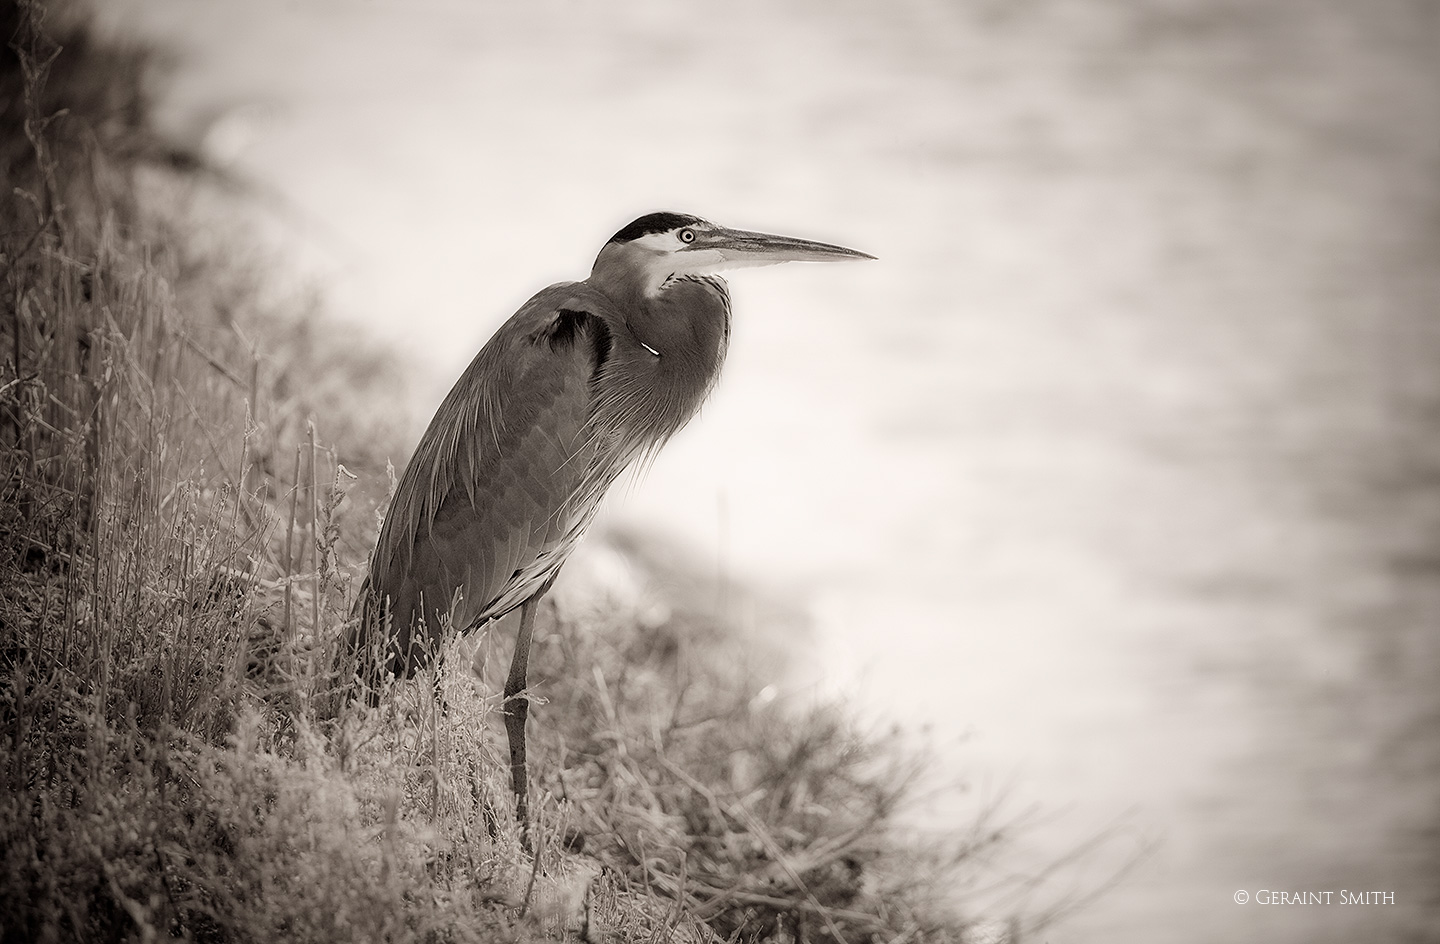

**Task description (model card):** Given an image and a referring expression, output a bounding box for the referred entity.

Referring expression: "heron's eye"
[678,229,696,244]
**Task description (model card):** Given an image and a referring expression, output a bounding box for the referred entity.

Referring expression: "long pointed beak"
[698,226,876,265]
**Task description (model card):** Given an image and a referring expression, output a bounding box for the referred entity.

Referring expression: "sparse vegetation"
[0,3,1046,941]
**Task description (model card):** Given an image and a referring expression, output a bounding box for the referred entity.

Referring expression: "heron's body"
[356,274,730,670]
[344,212,870,829]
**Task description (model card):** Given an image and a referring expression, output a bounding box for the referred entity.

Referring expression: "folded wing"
[352,283,616,676]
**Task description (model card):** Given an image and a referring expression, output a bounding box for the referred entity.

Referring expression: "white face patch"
[628,230,690,253]
[629,227,719,295]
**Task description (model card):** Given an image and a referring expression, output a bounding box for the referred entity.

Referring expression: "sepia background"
[98,1,1440,940]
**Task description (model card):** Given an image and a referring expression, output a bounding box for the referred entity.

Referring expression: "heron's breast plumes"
[587,275,731,470]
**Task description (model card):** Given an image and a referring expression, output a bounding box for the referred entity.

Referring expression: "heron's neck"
[590,242,671,299]
[590,241,730,371]
[586,256,731,439]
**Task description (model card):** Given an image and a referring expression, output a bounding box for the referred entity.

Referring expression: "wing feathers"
[359,284,616,674]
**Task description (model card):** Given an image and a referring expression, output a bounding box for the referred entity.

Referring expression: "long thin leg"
[503,595,539,840]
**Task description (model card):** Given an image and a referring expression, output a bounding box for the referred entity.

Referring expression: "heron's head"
[592,211,874,297]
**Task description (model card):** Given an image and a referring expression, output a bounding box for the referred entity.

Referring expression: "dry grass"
[0,3,1068,941]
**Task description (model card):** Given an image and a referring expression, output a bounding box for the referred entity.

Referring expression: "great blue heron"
[345,211,872,826]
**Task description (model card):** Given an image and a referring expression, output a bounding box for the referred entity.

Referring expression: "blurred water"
[106,0,1440,940]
